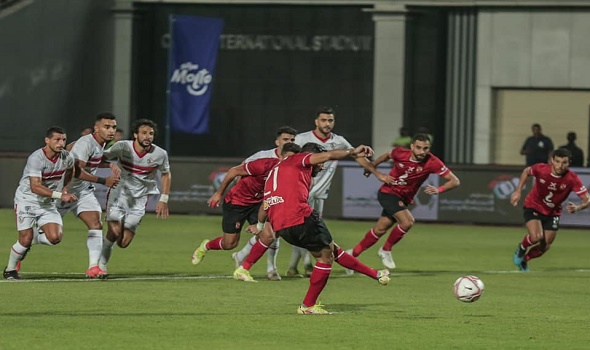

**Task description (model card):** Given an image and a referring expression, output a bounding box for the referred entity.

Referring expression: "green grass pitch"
[0,209,589,349]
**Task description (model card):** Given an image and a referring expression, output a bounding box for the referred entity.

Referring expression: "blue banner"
[168,15,224,134]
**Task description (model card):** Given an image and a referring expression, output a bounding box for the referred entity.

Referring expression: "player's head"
[531,123,542,136]
[550,147,571,175]
[114,128,124,141]
[410,133,432,162]
[280,142,301,159]
[567,131,576,143]
[302,142,327,177]
[132,119,158,149]
[314,106,335,137]
[80,127,93,136]
[275,126,297,152]
[93,112,117,143]
[45,126,67,153]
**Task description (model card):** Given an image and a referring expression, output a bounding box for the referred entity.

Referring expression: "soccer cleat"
[3,268,21,280]
[344,249,354,276]
[85,266,108,279]
[297,304,332,315]
[231,252,241,269]
[377,269,390,285]
[517,259,530,272]
[378,247,396,269]
[303,264,313,278]
[191,239,209,265]
[513,245,526,266]
[233,267,258,282]
[286,268,303,278]
[267,270,281,281]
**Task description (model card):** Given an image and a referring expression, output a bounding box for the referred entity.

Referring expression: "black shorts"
[523,207,560,231]
[378,191,410,218]
[276,210,333,252]
[221,201,261,233]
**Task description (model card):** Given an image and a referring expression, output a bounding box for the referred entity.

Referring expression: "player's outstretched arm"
[566,193,590,213]
[309,145,374,164]
[207,165,248,208]
[30,176,78,203]
[424,171,460,195]
[510,167,531,206]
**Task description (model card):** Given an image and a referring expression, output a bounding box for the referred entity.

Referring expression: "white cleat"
[377,248,396,269]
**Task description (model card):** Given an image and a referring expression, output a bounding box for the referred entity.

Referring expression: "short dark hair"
[281,142,301,155]
[412,133,432,144]
[95,112,116,122]
[553,147,572,159]
[315,106,335,118]
[132,119,158,136]
[301,142,327,153]
[276,126,297,137]
[46,126,66,138]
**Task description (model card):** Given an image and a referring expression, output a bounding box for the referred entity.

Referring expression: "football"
[453,275,485,303]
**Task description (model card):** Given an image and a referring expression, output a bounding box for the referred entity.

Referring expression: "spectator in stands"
[559,132,584,167]
[392,127,411,149]
[520,123,553,166]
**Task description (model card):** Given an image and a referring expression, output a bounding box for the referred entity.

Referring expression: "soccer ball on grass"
[453,275,484,303]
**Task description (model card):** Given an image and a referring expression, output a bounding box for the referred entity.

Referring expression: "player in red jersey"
[191,143,302,267]
[510,147,589,272]
[347,133,460,271]
[233,142,391,314]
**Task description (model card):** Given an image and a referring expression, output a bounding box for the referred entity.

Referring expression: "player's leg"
[266,237,281,280]
[298,245,333,314]
[232,235,258,268]
[234,223,275,282]
[287,246,306,277]
[351,216,394,257]
[514,209,543,271]
[4,228,34,280]
[302,198,324,277]
[99,220,123,274]
[78,209,105,278]
[334,244,389,284]
[378,209,415,269]
[524,215,559,266]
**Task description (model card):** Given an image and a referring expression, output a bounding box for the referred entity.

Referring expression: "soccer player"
[230,126,298,280]
[191,143,302,273]
[56,112,121,279]
[3,126,79,280]
[233,142,390,314]
[287,106,392,277]
[98,119,171,277]
[511,147,589,272]
[347,133,460,271]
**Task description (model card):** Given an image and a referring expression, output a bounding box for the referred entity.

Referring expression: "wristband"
[159,194,169,203]
[437,186,445,194]
[51,191,62,199]
[97,177,107,185]
[256,222,265,231]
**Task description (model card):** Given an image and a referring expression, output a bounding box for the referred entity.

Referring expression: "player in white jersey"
[230,126,297,280]
[56,112,121,279]
[286,107,393,277]
[3,126,79,280]
[99,119,171,277]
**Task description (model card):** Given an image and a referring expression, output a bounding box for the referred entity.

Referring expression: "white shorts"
[106,189,147,233]
[14,199,62,231]
[57,190,102,217]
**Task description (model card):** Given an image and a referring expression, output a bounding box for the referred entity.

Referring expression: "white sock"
[289,246,306,270]
[303,251,312,267]
[36,233,54,246]
[87,229,103,268]
[99,237,115,270]
[7,241,28,271]
[235,236,257,263]
[267,238,280,273]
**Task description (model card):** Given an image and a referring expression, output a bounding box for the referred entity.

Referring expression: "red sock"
[335,248,377,279]
[242,240,269,270]
[521,235,534,249]
[352,229,380,257]
[302,262,331,307]
[382,225,408,251]
[205,237,224,250]
[525,247,544,261]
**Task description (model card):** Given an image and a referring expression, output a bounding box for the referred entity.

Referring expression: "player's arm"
[566,192,590,213]
[207,164,249,208]
[424,171,461,195]
[510,166,531,206]
[246,204,269,235]
[74,159,120,188]
[156,171,171,219]
[29,176,77,203]
[355,156,394,184]
[309,145,374,164]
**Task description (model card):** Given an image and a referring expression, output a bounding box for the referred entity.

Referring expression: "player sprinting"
[287,106,392,277]
[3,126,78,280]
[191,143,302,272]
[347,133,460,271]
[230,126,298,280]
[510,147,590,272]
[233,143,390,315]
[56,112,121,279]
[98,119,171,277]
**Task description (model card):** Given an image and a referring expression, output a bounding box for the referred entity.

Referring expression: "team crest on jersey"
[540,179,546,184]
[416,166,423,173]
[560,184,567,190]
[147,158,154,164]
[235,222,241,229]
[398,201,405,207]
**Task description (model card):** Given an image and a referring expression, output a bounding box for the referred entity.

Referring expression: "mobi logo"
[170,62,212,96]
